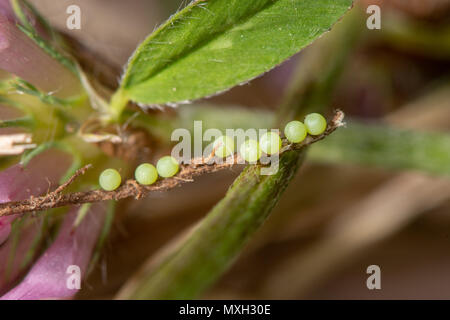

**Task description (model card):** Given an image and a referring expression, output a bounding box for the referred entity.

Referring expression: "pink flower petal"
[0,216,45,295]
[0,149,71,244]
[0,0,49,36]
[0,14,79,96]
[0,149,71,203]
[1,204,107,300]
[0,0,15,21]
[0,215,14,244]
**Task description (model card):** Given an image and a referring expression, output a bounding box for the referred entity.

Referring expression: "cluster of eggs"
[99,113,327,191]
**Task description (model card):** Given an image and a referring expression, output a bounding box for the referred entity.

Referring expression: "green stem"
[109,89,130,122]
[119,150,304,299]
[0,116,34,128]
[88,201,116,274]
[10,0,34,31]
[118,5,359,300]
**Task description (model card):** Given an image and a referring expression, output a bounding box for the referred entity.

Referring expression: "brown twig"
[0,110,345,216]
[52,164,92,197]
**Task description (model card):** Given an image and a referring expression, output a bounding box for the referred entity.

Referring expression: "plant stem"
[0,116,34,128]
[109,89,129,122]
[118,149,304,299]
[116,5,358,300]
[0,111,344,216]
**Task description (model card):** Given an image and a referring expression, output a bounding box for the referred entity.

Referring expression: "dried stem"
[0,110,345,216]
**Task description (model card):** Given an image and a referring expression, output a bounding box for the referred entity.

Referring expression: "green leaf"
[117,4,355,299]
[277,5,364,123]
[113,0,353,116]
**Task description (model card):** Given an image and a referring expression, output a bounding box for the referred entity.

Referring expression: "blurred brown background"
[30,0,450,299]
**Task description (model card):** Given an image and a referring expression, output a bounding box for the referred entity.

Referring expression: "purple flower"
[1,204,106,300]
[0,215,45,295]
[0,147,108,300]
[0,6,79,96]
[0,215,14,244]
[0,149,107,300]
[0,0,49,38]
[0,0,16,22]
[0,0,110,301]
[0,149,71,244]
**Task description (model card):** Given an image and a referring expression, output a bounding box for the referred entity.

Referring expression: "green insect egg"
[284,120,307,143]
[157,156,179,178]
[213,135,235,158]
[135,163,158,185]
[259,131,282,155]
[304,113,327,136]
[99,168,122,191]
[239,139,262,163]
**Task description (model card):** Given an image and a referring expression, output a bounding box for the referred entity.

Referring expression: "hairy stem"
[118,149,305,299]
[117,4,357,300]
[0,111,344,217]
